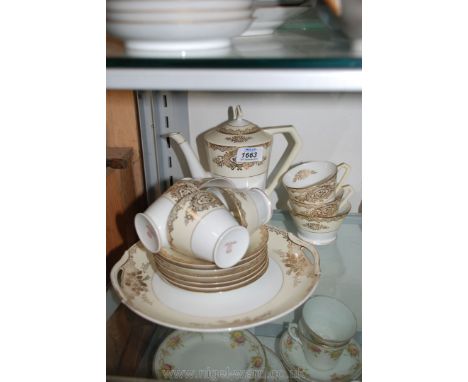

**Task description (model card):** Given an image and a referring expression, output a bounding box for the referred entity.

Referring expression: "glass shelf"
[106,210,362,380]
[107,8,361,70]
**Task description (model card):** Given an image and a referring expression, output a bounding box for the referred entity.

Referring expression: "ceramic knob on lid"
[216,105,262,135]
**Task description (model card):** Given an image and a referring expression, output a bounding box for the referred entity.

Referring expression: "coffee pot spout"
[167,133,211,179]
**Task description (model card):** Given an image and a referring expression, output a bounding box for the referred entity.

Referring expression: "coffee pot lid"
[217,105,261,135]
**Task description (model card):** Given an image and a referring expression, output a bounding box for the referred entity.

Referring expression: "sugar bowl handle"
[263,125,302,195]
[288,323,304,346]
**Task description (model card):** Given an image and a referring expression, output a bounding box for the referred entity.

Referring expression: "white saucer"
[111,225,320,332]
[278,331,361,382]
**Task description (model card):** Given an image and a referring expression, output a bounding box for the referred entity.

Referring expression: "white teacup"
[134,180,200,253]
[288,296,357,371]
[134,178,235,253]
[206,187,272,234]
[289,202,351,246]
[289,185,353,218]
[167,190,250,268]
[283,161,350,204]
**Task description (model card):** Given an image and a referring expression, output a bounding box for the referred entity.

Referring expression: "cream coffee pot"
[168,105,302,195]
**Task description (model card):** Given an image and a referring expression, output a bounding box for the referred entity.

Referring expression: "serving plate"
[110,225,320,332]
[153,330,266,381]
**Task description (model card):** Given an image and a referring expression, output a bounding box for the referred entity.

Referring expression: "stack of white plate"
[107,0,255,51]
[242,0,309,36]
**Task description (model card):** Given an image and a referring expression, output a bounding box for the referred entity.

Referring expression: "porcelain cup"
[288,201,351,245]
[289,185,353,218]
[134,179,201,253]
[288,296,357,371]
[206,187,272,233]
[134,177,235,253]
[282,161,350,204]
[167,189,250,268]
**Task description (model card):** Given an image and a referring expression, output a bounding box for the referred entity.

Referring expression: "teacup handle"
[288,323,303,346]
[336,163,351,192]
[338,185,354,209]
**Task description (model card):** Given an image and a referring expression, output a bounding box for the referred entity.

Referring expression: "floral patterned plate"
[110,225,320,332]
[263,346,290,382]
[278,332,361,382]
[153,330,266,381]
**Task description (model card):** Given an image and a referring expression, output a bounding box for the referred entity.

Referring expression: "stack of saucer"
[282,161,353,246]
[154,226,269,292]
[106,0,254,52]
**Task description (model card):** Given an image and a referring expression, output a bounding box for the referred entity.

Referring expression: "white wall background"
[187,92,362,212]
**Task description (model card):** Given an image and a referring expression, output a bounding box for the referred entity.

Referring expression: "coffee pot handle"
[288,323,304,346]
[263,125,302,195]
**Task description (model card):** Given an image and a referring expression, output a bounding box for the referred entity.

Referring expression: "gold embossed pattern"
[292,169,317,182]
[225,135,252,143]
[167,190,223,244]
[218,124,260,135]
[164,181,199,203]
[288,177,336,204]
[122,245,152,305]
[301,204,337,218]
[266,225,316,286]
[219,188,248,227]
